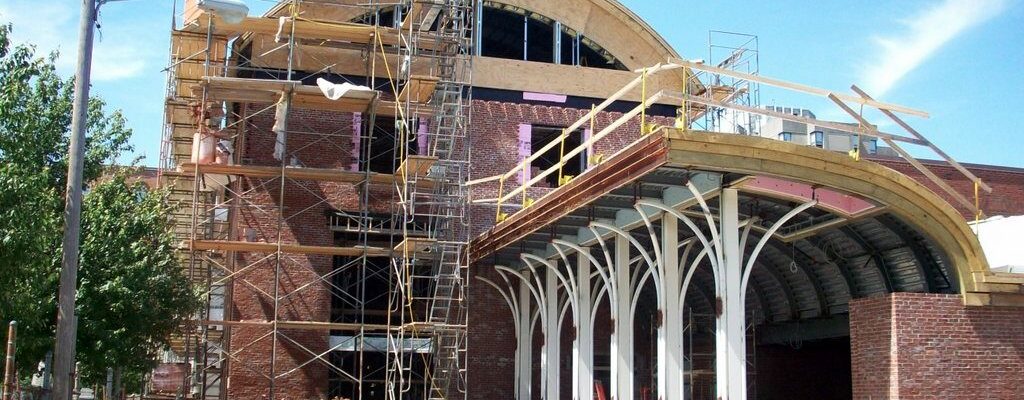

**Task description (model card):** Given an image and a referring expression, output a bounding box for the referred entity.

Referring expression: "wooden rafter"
[826,94,982,217]
[665,58,930,118]
[850,85,992,193]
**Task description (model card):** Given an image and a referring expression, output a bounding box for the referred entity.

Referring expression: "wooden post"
[2,321,16,400]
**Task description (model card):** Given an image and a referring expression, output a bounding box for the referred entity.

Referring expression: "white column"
[662,216,684,400]
[613,235,633,400]
[576,252,593,400]
[545,269,560,400]
[718,188,746,399]
[518,281,533,400]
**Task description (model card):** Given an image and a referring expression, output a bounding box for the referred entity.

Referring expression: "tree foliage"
[0,23,198,388]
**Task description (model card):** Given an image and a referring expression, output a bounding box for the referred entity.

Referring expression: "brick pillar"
[850,292,1024,399]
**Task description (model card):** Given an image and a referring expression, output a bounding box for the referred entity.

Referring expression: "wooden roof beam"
[662,91,928,146]
[665,57,930,118]
[850,85,991,194]
[186,10,433,49]
[826,94,982,217]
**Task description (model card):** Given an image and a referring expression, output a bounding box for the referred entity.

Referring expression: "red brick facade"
[868,157,1024,218]
[850,293,1024,399]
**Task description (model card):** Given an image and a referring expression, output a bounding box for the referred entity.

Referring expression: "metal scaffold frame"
[156,1,473,399]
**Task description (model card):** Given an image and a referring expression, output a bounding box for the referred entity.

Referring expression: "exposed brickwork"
[868,157,1024,218]
[468,99,674,238]
[466,265,517,399]
[850,293,1024,399]
[227,105,369,399]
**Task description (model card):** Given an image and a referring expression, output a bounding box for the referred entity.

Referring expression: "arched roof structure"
[472,130,1020,317]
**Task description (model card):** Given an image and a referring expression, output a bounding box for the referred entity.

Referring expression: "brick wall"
[850,293,1024,399]
[468,99,674,237]
[227,105,367,399]
[868,157,1024,218]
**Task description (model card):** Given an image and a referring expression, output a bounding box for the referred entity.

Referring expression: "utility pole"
[54,0,98,399]
[2,321,16,400]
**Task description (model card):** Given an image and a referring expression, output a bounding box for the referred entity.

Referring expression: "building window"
[812,131,824,148]
[778,132,793,142]
[354,4,628,70]
[866,138,878,155]
[475,3,627,70]
[526,125,586,187]
[360,118,418,174]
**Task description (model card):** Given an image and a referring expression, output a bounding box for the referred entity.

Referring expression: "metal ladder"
[384,0,473,399]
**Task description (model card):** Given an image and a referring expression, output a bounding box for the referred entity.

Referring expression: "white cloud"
[0,0,155,81]
[861,0,1008,96]
[0,2,75,58]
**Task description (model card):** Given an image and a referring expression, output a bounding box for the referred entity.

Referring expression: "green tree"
[0,23,198,389]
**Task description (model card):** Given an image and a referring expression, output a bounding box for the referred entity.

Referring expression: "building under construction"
[156,1,1024,399]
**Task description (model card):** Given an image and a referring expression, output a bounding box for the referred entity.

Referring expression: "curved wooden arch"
[272,0,679,69]
[664,129,989,298]
[256,0,686,102]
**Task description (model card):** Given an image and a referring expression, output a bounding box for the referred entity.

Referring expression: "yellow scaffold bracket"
[676,69,689,129]
[974,181,982,225]
[559,175,574,186]
[495,176,506,222]
[848,147,860,161]
[557,128,567,187]
[640,67,648,136]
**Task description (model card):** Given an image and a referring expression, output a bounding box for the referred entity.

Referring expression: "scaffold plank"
[187,239,390,257]
[201,320,392,332]
[185,10,435,50]
[394,237,438,257]
[193,76,433,117]
[396,155,437,179]
[398,75,440,104]
[178,162,400,185]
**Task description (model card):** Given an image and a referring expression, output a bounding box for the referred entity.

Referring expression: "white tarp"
[969,215,1024,272]
[317,78,372,101]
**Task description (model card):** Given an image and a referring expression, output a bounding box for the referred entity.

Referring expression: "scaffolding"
[690,30,761,135]
[157,1,473,399]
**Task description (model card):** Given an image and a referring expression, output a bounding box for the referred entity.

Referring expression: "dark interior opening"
[478,4,627,70]
[530,125,586,187]
[755,337,852,400]
[361,118,419,174]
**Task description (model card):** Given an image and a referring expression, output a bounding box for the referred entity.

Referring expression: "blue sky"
[1,0,1021,167]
